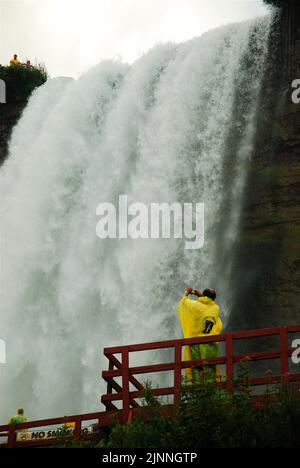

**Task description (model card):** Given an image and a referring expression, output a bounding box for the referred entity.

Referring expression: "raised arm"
[193,289,203,298]
[183,286,193,297]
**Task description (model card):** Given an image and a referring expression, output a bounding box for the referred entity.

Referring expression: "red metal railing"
[101,325,300,420]
[0,411,122,449]
[1,325,299,448]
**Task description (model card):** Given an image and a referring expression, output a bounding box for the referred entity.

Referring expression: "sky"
[0,0,269,78]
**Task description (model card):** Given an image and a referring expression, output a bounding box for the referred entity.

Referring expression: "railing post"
[74,416,82,441]
[121,347,130,423]
[226,334,234,393]
[279,326,289,380]
[174,343,182,410]
[7,425,16,448]
[107,359,114,403]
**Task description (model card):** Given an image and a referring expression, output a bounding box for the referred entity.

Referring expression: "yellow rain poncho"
[177,295,222,384]
[8,414,27,424]
[8,408,28,433]
[10,57,21,66]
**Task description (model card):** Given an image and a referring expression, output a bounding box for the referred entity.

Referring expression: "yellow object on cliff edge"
[10,58,21,66]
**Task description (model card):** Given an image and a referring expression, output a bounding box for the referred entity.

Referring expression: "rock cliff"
[0,102,26,164]
[228,0,300,329]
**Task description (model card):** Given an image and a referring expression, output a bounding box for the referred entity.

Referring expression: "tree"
[106,378,300,448]
[263,0,286,8]
[0,63,48,103]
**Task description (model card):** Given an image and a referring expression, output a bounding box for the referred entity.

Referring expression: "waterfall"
[0,14,274,420]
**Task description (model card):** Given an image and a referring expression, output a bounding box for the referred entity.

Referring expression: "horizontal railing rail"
[0,410,119,449]
[1,325,299,448]
[101,325,300,415]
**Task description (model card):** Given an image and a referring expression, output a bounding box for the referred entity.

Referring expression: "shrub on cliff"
[263,0,286,7]
[0,63,48,103]
[107,378,300,448]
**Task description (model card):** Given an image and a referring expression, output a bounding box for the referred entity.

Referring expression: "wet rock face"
[228,1,300,330]
[288,0,300,80]
[0,102,26,164]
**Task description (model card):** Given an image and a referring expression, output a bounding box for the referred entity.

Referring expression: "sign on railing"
[16,426,93,442]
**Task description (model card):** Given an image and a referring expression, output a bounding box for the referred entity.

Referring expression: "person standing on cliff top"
[177,286,222,384]
[24,60,34,69]
[9,54,21,66]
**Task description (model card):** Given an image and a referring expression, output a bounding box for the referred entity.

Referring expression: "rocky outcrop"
[0,102,26,164]
[0,65,47,164]
[228,0,300,329]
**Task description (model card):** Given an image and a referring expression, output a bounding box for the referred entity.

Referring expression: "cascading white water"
[0,15,273,420]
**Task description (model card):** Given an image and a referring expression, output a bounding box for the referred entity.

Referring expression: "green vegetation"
[263,0,286,8]
[45,370,300,449]
[106,374,300,448]
[0,64,48,103]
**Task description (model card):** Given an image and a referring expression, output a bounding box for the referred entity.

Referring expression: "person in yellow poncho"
[177,286,222,384]
[8,407,28,434]
[10,54,21,66]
